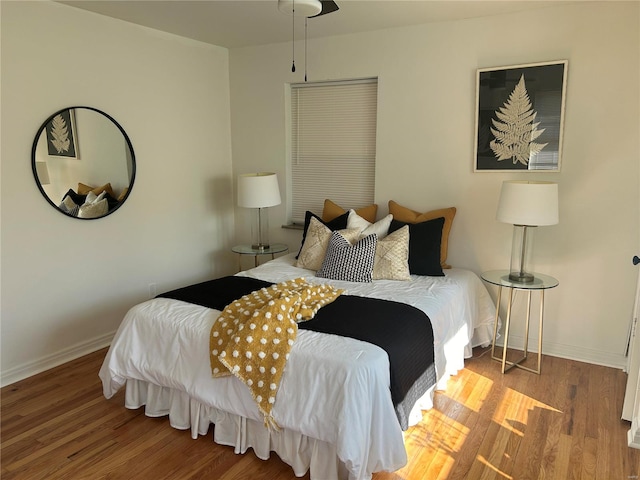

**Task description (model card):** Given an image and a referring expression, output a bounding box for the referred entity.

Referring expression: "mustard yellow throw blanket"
[209,278,343,428]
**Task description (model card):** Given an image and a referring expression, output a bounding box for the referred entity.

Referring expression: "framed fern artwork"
[474,60,567,172]
[45,108,79,159]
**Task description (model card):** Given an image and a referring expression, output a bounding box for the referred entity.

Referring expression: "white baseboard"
[0,331,115,388]
[495,334,628,370]
[629,418,640,449]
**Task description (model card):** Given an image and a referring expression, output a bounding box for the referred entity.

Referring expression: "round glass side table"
[481,270,559,374]
[232,243,289,270]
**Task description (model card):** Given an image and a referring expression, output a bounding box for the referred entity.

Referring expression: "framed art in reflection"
[46,108,79,159]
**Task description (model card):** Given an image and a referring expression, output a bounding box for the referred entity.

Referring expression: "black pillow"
[296,211,350,258]
[61,189,87,206]
[388,217,444,276]
[103,192,119,211]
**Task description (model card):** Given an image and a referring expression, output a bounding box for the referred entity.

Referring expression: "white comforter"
[99,254,495,480]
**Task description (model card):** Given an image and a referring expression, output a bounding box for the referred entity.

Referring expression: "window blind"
[290,78,378,224]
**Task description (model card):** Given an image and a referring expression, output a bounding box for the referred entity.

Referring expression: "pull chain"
[291,0,296,72]
[304,17,308,81]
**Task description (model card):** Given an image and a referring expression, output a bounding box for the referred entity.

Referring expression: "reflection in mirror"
[32,107,136,219]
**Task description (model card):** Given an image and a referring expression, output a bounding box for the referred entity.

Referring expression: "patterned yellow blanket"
[209,278,343,428]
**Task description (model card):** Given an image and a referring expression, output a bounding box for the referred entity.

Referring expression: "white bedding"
[99,254,496,480]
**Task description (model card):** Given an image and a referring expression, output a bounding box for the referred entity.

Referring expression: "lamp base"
[508,224,536,284]
[249,207,270,253]
[251,243,270,252]
[508,271,534,283]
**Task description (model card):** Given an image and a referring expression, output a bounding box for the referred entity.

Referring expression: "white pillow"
[347,209,393,240]
[78,198,108,218]
[85,190,107,204]
[95,190,107,202]
[85,191,98,204]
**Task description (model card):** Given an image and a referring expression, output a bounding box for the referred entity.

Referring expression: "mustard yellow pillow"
[78,182,115,198]
[117,187,129,202]
[388,200,456,269]
[322,199,378,224]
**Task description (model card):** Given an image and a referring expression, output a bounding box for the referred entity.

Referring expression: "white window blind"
[290,78,378,224]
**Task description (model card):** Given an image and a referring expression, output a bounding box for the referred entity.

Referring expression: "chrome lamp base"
[509,224,536,284]
[508,271,534,283]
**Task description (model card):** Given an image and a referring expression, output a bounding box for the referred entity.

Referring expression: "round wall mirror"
[31,106,136,220]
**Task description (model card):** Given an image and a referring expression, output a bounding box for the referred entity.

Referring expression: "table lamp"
[237,173,281,251]
[496,180,559,283]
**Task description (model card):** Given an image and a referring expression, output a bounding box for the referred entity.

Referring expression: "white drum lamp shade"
[497,181,559,226]
[497,181,559,283]
[237,173,281,251]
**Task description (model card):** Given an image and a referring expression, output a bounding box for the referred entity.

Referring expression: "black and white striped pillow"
[317,231,378,282]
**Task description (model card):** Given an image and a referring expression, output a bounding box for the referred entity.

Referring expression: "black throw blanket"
[159,275,436,429]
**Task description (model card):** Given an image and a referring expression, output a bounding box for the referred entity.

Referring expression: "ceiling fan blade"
[310,0,339,17]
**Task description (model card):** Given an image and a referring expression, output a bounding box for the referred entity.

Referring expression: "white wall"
[1,1,637,386]
[0,1,236,385]
[230,2,639,367]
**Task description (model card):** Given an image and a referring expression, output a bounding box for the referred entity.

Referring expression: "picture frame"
[474,60,567,172]
[45,108,79,159]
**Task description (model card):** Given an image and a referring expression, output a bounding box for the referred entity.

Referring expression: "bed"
[99,204,497,480]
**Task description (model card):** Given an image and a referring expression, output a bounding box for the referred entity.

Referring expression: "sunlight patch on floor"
[389,364,567,479]
[477,454,514,479]
[410,408,470,453]
[459,369,494,413]
[400,368,564,479]
[492,386,562,435]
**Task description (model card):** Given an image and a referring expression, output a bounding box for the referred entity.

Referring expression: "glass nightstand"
[232,243,289,270]
[481,270,559,374]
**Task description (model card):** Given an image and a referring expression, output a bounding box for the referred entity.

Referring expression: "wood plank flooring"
[2,347,638,479]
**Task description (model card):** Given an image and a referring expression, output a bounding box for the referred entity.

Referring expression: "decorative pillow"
[297,210,349,259]
[117,187,129,202]
[85,190,107,205]
[85,191,97,204]
[77,183,94,195]
[78,198,109,219]
[389,200,456,269]
[59,195,80,217]
[388,217,444,276]
[104,192,120,211]
[373,225,411,281]
[61,188,87,207]
[322,199,378,223]
[317,232,378,282]
[296,216,360,271]
[347,209,393,240]
[78,182,116,198]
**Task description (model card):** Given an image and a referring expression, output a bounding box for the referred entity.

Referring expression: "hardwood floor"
[2,347,638,479]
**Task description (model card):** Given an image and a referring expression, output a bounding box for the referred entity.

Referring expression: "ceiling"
[58,0,575,49]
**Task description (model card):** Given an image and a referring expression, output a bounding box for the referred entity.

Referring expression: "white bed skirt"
[120,326,495,480]
[125,379,352,479]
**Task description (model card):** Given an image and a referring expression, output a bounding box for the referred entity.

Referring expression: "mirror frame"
[31,106,136,220]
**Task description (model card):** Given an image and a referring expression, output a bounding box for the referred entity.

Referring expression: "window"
[289,78,378,224]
